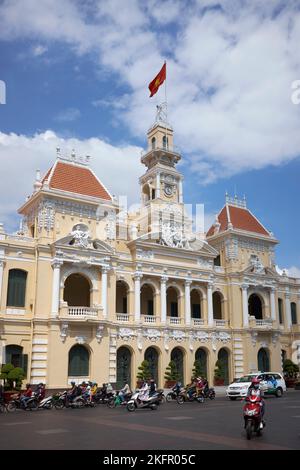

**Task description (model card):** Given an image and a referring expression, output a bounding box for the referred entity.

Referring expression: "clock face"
[164,185,173,196]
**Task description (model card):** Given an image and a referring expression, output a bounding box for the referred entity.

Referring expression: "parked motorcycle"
[127,390,161,412]
[243,391,265,440]
[176,388,204,404]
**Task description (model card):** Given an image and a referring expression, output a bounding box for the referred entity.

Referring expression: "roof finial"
[71,149,76,161]
[56,147,61,158]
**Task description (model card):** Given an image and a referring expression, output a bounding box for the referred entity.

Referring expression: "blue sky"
[0,0,300,275]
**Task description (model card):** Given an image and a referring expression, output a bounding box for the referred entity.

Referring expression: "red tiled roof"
[207,205,270,237]
[42,161,111,200]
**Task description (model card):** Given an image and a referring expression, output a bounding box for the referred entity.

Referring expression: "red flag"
[148,62,166,97]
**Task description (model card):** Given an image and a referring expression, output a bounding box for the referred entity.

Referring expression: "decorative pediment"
[54,233,114,254]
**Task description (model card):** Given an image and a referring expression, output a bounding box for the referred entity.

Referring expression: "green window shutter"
[68,345,89,377]
[21,354,28,377]
[291,303,297,325]
[7,270,27,307]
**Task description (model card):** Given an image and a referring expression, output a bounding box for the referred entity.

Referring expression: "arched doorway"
[248,294,263,319]
[68,345,89,377]
[171,347,184,383]
[116,346,132,389]
[213,291,223,319]
[191,289,202,319]
[116,281,128,313]
[195,348,208,378]
[217,348,230,385]
[64,273,90,306]
[258,348,270,372]
[141,284,155,316]
[145,347,159,385]
[167,287,179,318]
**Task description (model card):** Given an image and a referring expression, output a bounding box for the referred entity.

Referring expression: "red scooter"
[243,390,265,440]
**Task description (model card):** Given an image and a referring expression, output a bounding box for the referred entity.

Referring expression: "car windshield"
[234,375,256,383]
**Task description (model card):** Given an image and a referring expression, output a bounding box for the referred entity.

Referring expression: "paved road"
[0,390,299,450]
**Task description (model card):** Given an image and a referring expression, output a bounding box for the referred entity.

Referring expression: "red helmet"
[251,377,260,385]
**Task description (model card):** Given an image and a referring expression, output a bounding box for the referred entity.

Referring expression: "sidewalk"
[163,385,228,396]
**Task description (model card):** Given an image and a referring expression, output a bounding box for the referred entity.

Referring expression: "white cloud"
[32,44,48,56]
[0,130,143,231]
[1,0,300,184]
[55,108,81,122]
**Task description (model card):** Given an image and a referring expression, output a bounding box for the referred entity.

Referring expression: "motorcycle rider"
[148,378,156,397]
[246,377,265,429]
[20,383,33,408]
[67,381,79,402]
[118,383,131,403]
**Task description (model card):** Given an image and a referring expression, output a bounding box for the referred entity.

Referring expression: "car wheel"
[275,387,283,398]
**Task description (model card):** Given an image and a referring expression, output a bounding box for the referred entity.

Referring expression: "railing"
[116,313,131,322]
[255,319,273,327]
[168,317,182,325]
[142,315,157,324]
[214,319,228,327]
[68,307,98,317]
[192,318,205,326]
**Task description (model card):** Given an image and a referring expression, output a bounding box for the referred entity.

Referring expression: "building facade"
[0,117,299,389]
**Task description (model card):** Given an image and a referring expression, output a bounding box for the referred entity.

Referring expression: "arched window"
[248,293,263,319]
[258,348,270,372]
[68,345,89,377]
[141,284,155,316]
[291,302,297,324]
[195,348,208,378]
[64,273,90,307]
[145,347,159,385]
[171,347,184,383]
[116,281,128,314]
[151,137,156,149]
[213,291,223,319]
[5,345,28,375]
[162,135,168,149]
[278,298,283,324]
[217,348,230,385]
[6,269,27,307]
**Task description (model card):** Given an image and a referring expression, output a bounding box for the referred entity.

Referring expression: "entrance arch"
[217,348,230,385]
[258,348,270,372]
[171,347,184,383]
[248,293,263,319]
[195,348,208,378]
[116,346,132,389]
[145,347,159,385]
[64,273,90,307]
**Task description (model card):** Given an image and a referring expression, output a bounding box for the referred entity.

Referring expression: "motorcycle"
[38,395,54,410]
[243,391,265,440]
[127,390,161,412]
[7,392,39,411]
[107,391,132,408]
[93,388,115,405]
[166,384,183,402]
[176,388,204,404]
[54,390,85,409]
[203,387,216,400]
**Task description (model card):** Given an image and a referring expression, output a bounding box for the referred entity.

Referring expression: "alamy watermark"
[0,80,6,104]
[291,80,300,105]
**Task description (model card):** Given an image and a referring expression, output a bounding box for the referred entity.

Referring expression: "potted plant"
[283,359,299,388]
[213,360,225,386]
[0,363,26,401]
[164,360,180,388]
[192,360,206,379]
[136,360,151,387]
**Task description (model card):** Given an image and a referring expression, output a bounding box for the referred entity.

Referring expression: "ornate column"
[270,287,276,322]
[156,172,161,198]
[241,284,249,327]
[297,292,300,325]
[51,260,63,317]
[101,266,109,318]
[0,260,5,308]
[285,290,292,329]
[185,280,192,326]
[133,272,142,322]
[207,282,214,326]
[160,276,168,324]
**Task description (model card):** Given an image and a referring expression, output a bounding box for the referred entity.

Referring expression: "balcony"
[255,319,273,328]
[192,318,205,327]
[142,315,157,324]
[68,307,98,318]
[116,313,132,323]
[214,319,228,327]
[168,317,182,325]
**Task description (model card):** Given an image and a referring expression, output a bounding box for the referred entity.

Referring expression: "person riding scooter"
[245,377,265,429]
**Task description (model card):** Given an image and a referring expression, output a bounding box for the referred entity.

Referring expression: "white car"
[226,372,286,400]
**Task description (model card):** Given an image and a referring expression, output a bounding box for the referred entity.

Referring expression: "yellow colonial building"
[0,116,299,389]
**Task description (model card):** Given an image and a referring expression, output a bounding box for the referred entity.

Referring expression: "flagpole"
[164,60,168,150]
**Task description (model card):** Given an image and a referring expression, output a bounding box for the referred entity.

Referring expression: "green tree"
[214,360,225,380]
[164,360,180,381]
[192,360,206,379]
[283,359,299,378]
[136,360,152,381]
[0,363,25,391]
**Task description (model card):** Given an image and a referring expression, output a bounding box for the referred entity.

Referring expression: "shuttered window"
[68,345,89,377]
[6,269,27,307]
